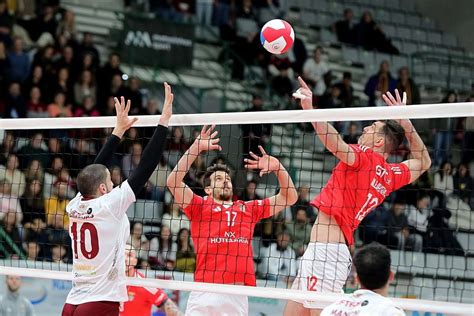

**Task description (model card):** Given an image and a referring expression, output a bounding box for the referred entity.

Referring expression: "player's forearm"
[311,121,344,154]
[167,142,200,189]
[400,119,431,169]
[275,163,298,206]
[94,134,121,165]
[128,125,169,195]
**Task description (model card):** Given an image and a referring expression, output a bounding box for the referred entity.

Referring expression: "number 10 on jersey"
[71,222,100,259]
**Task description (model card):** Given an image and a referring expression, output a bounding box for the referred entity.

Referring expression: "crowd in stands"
[0,0,473,286]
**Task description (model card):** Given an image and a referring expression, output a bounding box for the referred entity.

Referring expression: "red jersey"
[120,271,168,316]
[311,144,411,245]
[183,194,271,286]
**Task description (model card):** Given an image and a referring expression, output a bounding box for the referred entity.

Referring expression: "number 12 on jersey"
[71,222,100,259]
[355,193,379,221]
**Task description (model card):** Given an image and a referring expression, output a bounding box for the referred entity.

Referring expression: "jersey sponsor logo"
[86,208,93,214]
[375,165,391,185]
[69,210,94,219]
[391,166,402,175]
[209,231,249,244]
[370,178,387,196]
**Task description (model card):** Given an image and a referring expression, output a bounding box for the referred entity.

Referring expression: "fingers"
[298,76,310,90]
[210,131,219,139]
[249,151,260,160]
[201,125,208,135]
[382,94,393,106]
[125,99,131,114]
[258,145,267,155]
[395,89,402,104]
[402,92,407,105]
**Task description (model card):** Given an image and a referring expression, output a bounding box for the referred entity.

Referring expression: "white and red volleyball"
[260,19,295,55]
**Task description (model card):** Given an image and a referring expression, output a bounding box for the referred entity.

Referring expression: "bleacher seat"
[127,200,163,224]
[404,14,421,28]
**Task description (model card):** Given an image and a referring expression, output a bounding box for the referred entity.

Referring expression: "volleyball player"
[321,243,405,316]
[284,78,431,316]
[61,83,173,316]
[120,244,182,316]
[166,125,298,315]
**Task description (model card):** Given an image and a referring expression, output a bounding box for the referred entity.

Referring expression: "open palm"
[195,125,222,153]
[244,146,280,177]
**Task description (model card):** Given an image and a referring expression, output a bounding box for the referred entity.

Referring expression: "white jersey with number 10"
[65,181,136,305]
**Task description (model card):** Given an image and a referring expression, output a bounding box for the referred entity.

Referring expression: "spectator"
[69,139,96,176]
[359,205,389,245]
[44,180,71,230]
[355,11,398,54]
[74,96,100,117]
[26,86,47,117]
[24,65,47,97]
[39,213,71,261]
[257,230,297,282]
[166,126,189,153]
[0,132,14,166]
[73,70,97,106]
[432,91,457,167]
[78,32,100,67]
[176,227,196,272]
[47,92,73,118]
[122,142,143,178]
[149,225,177,270]
[0,212,23,258]
[213,0,231,27]
[123,77,143,115]
[162,202,191,238]
[364,60,396,107]
[454,162,473,206]
[129,221,149,261]
[56,10,76,40]
[7,37,30,83]
[256,0,289,23]
[16,133,49,169]
[303,47,329,96]
[30,5,57,42]
[0,154,26,197]
[196,0,213,27]
[0,179,22,224]
[271,64,293,100]
[291,184,315,222]
[318,85,342,109]
[98,52,123,99]
[4,82,27,118]
[0,0,14,46]
[150,0,177,21]
[426,207,464,256]
[43,156,64,198]
[20,178,46,225]
[240,180,261,201]
[31,46,55,84]
[433,161,454,206]
[396,67,420,105]
[406,192,430,247]
[110,165,123,187]
[24,240,41,261]
[240,95,271,158]
[334,71,354,108]
[386,201,422,251]
[333,8,356,45]
[0,276,35,315]
[50,67,73,105]
[48,244,69,263]
[289,37,307,76]
[0,41,10,99]
[24,159,44,183]
[102,95,117,116]
[343,122,360,144]
[148,157,171,201]
[172,0,194,22]
[287,207,311,257]
[140,98,161,115]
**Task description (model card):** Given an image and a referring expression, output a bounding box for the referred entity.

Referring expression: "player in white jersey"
[61,83,174,316]
[321,243,405,316]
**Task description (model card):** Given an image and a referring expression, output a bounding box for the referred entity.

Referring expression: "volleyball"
[260,19,295,55]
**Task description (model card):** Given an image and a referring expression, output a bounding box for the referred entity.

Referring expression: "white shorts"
[185,291,248,316]
[291,242,352,309]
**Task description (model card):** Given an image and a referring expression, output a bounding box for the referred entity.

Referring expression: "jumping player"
[284,78,431,315]
[61,83,173,316]
[120,244,182,316]
[166,125,298,315]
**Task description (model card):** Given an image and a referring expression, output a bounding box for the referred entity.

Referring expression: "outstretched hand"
[382,89,407,106]
[113,96,139,138]
[159,82,173,126]
[193,125,222,153]
[244,145,281,177]
[293,76,313,110]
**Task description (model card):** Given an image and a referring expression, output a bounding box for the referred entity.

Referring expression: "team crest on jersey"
[361,300,369,306]
[86,208,93,214]
[239,204,246,213]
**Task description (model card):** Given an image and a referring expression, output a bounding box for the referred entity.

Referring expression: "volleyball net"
[0,103,473,315]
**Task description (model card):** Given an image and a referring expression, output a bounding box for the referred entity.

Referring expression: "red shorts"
[62,301,120,316]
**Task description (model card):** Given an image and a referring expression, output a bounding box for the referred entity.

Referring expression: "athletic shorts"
[62,301,120,316]
[291,242,352,309]
[185,291,248,316]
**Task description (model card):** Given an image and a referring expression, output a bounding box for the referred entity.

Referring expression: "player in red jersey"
[166,125,298,315]
[120,244,182,316]
[284,77,431,316]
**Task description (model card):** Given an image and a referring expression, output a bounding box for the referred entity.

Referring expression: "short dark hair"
[343,71,352,79]
[203,164,231,187]
[354,243,391,290]
[76,164,108,196]
[381,120,405,153]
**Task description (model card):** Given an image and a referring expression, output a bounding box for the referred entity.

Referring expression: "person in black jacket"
[333,8,356,45]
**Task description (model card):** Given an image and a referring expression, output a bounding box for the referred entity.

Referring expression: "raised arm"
[244,146,298,216]
[294,76,356,166]
[94,97,138,165]
[382,90,432,183]
[127,83,173,196]
[166,125,221,209]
